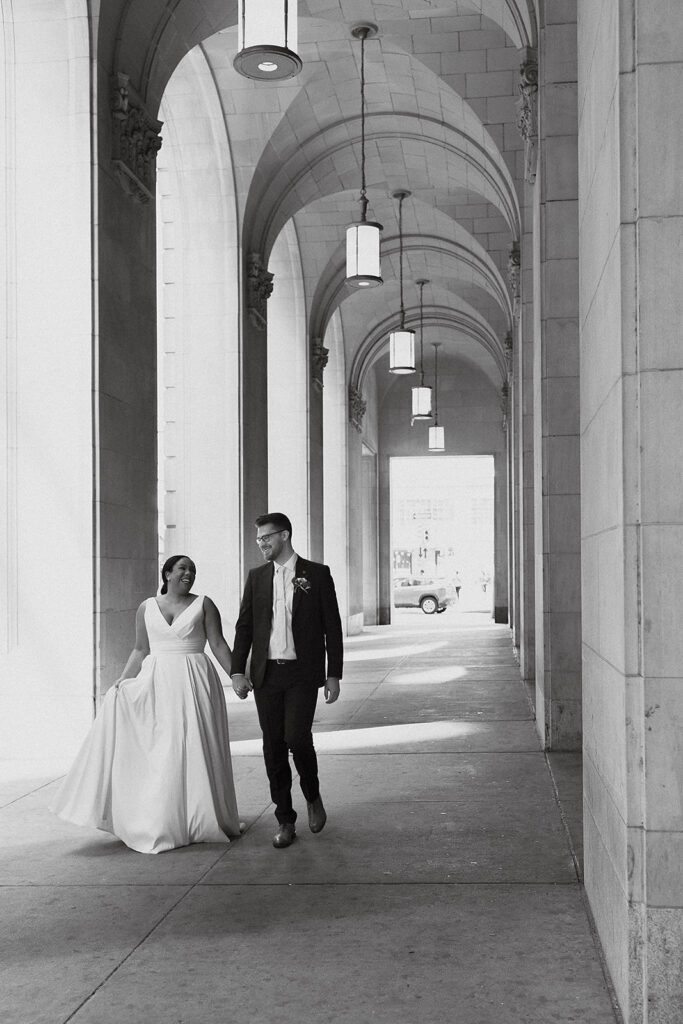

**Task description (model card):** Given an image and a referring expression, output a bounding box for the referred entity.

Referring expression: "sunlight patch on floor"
[383,666,469,683]
[230,720,480,756]
[344,640,450,662]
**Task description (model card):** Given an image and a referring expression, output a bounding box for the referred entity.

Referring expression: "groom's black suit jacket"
[232,557,343,689]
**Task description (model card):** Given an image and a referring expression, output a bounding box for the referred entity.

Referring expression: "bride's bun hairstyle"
[160,554,193,594]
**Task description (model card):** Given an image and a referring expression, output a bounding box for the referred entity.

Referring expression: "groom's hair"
[255,512,292,537]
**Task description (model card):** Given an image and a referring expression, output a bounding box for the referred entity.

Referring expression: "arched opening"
[322,310,349,629]
[155,45,242,625]
[390,456,495,619]
[268,222,309,552]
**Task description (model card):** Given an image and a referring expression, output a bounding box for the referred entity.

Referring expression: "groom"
[231,513,343,848]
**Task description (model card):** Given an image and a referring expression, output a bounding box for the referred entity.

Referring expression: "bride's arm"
[115,602,150,684]
[204,597,234,677]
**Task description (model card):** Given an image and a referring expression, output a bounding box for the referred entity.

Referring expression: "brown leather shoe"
[307,796,327,834]
[272,822,296,848]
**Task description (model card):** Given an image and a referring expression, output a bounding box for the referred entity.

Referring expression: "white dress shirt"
[268,552,298,660]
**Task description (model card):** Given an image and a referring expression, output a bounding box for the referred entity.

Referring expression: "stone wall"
[579,0,683,1017]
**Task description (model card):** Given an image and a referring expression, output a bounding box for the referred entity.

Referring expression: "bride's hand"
[231,673,252,700]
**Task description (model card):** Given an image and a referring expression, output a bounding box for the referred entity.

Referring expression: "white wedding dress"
[50,595,241,854]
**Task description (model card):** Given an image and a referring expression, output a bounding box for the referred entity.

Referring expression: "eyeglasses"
[256,530,284,545]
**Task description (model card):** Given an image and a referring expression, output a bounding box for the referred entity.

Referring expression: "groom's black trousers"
[254,660,320,825]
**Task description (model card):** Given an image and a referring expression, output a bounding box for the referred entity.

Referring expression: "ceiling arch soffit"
[108,0,237,111]
[350,304,508,392]
[501,0,536,49]
[245,108,520,257]
[107,0,537,109]
[310,232,512,342]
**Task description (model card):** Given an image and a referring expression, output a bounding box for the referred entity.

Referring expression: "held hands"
[324,676,340,704]
[231,673,253,700]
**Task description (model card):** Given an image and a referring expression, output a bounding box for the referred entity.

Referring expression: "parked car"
[393,577,454,614]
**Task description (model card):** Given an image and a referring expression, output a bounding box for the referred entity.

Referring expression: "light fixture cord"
[284,0,289,48]
[419,281,425,384]
[360,30,368,223]
[399,194,405,328]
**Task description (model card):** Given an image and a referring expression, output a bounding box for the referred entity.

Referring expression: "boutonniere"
[292,576,311,594]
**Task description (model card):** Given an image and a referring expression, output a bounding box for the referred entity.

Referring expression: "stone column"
[0,7,95,758]
[502,370,516,633]
[580,1,683,1017]
[377,451,392,625]
[361,448,379,625]
[493,449,509,623]
[532,25,582,749]
[346,385,366,634]
[505,373,518,640]
[96,72,162,694]
[241,253,272,572]
[518,220,536,683]
[309,339,328,562]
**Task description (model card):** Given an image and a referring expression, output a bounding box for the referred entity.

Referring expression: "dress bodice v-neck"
[146,596,206,653]
[154,595,201,627]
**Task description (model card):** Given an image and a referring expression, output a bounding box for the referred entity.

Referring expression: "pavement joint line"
[60,884,210,1021]
[313,749,542,755]
[543,752,583,883]
[313,743,544,754]
[576,883,625,1024]
[58,801,273,1024]
[0,777,63,810]
[194,880,581,888]
[2,880,582,890]
[541,757,622,1024]
[340,668,400,726]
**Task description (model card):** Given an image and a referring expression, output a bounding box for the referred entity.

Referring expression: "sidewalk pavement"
[1,611,617,1024]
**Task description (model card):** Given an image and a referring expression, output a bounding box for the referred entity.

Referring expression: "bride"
[50,555,241,854]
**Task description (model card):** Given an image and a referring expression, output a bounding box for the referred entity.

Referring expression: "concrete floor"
[1,611,618,1024]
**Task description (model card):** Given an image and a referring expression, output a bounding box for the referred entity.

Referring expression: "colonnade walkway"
[2,611,619,1024]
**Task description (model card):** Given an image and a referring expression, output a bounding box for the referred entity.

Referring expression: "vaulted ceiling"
[103,0,537,387]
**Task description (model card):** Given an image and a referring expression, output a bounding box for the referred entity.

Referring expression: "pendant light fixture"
[233,0,303,81]
[411,279,432,419]
[346,24,382,288]
[388,190,415,374]
[428,342,445,451]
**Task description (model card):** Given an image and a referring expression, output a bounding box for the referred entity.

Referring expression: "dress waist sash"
[149,642,207,655]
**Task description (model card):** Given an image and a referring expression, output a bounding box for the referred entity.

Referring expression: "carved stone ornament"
[311,338,329,392]
[246,253,274,331]
[504,331,513,374]
[348,384,367,434]
[515,50,538,184]
[111,73,163,204]
[507,243,521,323]
[500,380,510,433]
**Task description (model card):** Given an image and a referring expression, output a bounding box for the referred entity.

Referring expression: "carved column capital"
[111,73,163,204]
[246,253,274,331]
[515,48,538,184]
[311,338,329,392]
[507,243,521,323]
[348,384,367,434]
